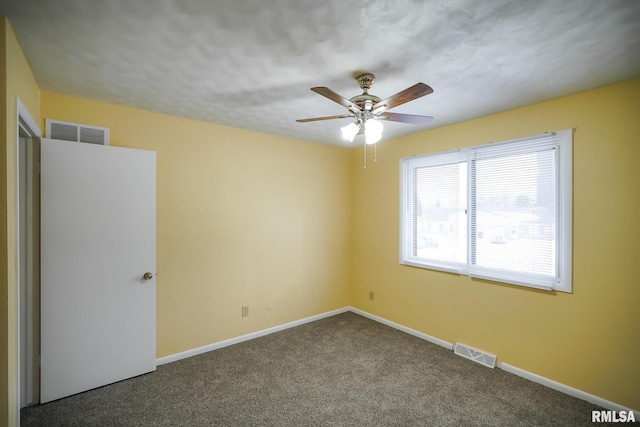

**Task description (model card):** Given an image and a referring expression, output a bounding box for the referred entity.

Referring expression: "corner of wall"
[1,15,12,427]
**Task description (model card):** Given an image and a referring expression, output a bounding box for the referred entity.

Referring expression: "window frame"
[399,130,572,293]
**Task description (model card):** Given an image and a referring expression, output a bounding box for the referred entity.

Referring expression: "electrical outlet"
[241,305,249,317]
[369,291,375,301]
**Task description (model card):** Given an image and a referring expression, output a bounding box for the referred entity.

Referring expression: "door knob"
[143,272,153,280]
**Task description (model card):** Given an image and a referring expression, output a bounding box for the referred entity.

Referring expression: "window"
[400,130,572,292]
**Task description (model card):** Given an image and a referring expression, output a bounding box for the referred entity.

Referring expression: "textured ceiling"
[2,0,640,146]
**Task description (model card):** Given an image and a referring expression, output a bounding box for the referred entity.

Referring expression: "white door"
[40,138,156,403]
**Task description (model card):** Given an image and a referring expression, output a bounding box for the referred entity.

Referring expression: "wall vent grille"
[454,343,496,368]
[46,119,109,145]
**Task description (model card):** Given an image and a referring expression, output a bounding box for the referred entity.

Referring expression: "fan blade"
[378,112,434,125]
[311,87,357,109]
[296,114,352,123]
[373,83,433,111]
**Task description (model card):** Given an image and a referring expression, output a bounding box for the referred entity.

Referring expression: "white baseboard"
[156,306,638,417]
[156,307,350,365]
[498,362,640,419]
[348,307,454,350]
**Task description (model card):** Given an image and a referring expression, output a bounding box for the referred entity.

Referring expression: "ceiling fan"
[297,73,434,145]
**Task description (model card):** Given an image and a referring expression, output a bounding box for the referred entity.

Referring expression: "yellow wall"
[1,17,41,426]
[350,78,640,410]
[39,92,352,358]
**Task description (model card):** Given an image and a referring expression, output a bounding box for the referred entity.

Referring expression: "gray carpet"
[22,312,605,426]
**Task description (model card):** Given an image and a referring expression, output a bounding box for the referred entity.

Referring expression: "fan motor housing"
[350,93,382,108]
[351,73,381,109]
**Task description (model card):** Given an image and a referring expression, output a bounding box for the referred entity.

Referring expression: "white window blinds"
[400,130,572,292]
[403,152,467,273]
[468,136,560,289]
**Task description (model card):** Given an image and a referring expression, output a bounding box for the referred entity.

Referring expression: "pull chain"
[363,143,379,170]
[363,142,367,171]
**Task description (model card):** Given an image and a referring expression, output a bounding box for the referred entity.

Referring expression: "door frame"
[15,97,42,414]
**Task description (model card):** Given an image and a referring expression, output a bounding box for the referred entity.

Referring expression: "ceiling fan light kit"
[297,72,435,152]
